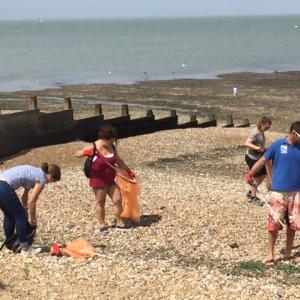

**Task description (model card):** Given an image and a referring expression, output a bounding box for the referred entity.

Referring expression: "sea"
[0,15,300,92]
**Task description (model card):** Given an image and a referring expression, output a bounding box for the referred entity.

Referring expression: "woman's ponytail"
[41,162,49,173]
[41,162,61,182]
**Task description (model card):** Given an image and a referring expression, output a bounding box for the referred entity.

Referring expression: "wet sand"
[1,71,300,132]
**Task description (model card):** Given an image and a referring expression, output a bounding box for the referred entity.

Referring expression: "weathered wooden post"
[190,113,197,123]
[146,109,154,118]
[170,109,177,117]
[64,97,72,110]
[28,96,38,110]
[223,114,234,128]
[121,104,129,116]
[94,104,104,117]
[237,118,250,128]
[208,114,216,121]
[243,118,250,127]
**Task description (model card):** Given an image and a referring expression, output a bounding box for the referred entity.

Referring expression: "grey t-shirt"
[246,128,266,160]
[1,165,47,190]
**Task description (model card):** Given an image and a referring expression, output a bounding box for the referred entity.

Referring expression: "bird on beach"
[143,72,150,80]
[181,62,187,68]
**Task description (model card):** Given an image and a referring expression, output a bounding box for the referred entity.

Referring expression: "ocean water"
[0,15,300,92]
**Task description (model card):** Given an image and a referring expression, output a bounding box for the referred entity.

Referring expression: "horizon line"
[0,13,300,22]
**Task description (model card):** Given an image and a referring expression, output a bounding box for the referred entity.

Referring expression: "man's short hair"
[290,121,300,134]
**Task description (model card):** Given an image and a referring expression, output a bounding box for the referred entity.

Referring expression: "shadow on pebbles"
[0,127,299,299]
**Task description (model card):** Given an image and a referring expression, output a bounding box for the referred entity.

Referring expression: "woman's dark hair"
[290,121,300,134]
[98,125,118,140]
[257,116,272,130]
[41,163,61,181]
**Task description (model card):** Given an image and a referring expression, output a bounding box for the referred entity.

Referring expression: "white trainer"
[21,246,42,255]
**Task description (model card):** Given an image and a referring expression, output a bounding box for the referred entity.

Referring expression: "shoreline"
[1,69,300,94]
[1,69,299,94]
[1,70,300,132]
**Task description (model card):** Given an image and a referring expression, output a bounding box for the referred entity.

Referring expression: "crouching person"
[0,163,61,254]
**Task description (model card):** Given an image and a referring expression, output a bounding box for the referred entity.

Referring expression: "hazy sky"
[1,0,300,20]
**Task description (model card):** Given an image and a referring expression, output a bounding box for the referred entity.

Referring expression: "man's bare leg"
[267,230,278,261]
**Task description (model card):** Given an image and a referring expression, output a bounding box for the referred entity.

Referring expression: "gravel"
[1,126,299,299]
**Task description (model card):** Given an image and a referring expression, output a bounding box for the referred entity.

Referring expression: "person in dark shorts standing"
[244,116,272,205]
[246,121,300,265]
[76,125,135,232]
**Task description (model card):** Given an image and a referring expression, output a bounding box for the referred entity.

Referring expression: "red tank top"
[89,151,116,188]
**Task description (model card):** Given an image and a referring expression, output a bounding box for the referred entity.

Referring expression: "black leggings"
[245,155,267,177]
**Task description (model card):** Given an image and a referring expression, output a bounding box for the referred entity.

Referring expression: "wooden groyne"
[0,97,249,159]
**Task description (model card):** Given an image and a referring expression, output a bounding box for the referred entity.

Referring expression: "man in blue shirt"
[246,121,300,265]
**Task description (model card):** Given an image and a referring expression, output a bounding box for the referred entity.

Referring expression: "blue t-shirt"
[1,165,47,190]
[264,137,300,191]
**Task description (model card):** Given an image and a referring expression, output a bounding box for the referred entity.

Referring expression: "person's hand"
[127,169,135,179]
[83,149,94,157]
[256,147,265,153]
[245,172,254,186]
[29,223,37,230]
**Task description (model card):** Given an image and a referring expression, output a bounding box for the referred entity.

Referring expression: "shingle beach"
[1,125,300,299]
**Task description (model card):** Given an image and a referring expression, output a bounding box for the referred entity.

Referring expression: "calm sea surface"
[0,15,300,91]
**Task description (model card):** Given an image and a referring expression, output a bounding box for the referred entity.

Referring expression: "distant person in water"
[244,116,272,205]
[233,84,238,96]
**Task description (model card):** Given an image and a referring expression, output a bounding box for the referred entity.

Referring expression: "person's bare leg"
[267,230,278,261]
[284,226,295,258]
[108,185,125,227]
[251,175,266,196]
[94,189,107,228]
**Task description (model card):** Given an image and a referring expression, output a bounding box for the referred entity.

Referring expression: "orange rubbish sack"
[51,238,96,259]
[115,174,141,223]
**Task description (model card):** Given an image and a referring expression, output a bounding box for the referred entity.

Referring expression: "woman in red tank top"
[76,125,135,231]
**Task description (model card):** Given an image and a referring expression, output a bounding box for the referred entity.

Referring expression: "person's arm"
[244,137,264,152]
[245,156,268,185]
[246,141,275,184]
[20,188,29,219]
[115,152,135,178]
[27,183,44,226]
[21,188,29,207]
[75,144,94,158]
[250,156,267,176]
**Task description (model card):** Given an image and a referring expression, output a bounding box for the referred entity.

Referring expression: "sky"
[1,0,300,20]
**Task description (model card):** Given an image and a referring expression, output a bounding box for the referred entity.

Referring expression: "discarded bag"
[51,238,96,259]
[116,174,141,223]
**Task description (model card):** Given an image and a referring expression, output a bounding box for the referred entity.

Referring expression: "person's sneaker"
[21,246,42,255]
[98,227,109,233]
[115,225,132,231]
[249,196,264,206]
[246,191,253,200]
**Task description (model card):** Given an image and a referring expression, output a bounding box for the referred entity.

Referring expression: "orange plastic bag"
[115,174,141,223]
[51,238,96,259]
